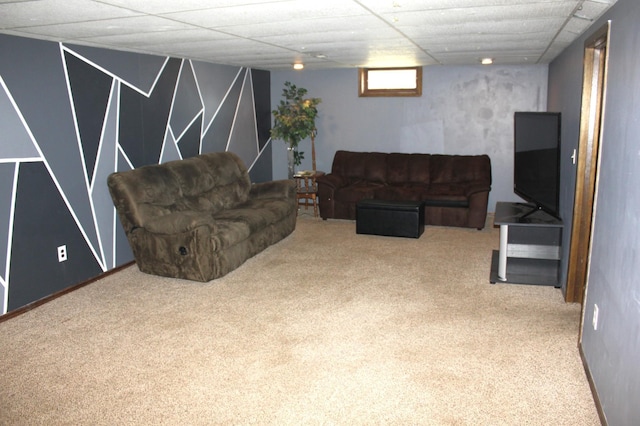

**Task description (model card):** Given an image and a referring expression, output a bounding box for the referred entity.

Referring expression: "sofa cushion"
[459,155,492,183]
[136,203,174,223]
[209,217,252,252]
[373,184,426,201]
[164,156,214,197]
[331,151,387,184]
[332,151,365,180]
[363,152,388,183]
[196,152,252,210]
[386,154,411,184]
[240,197,295,229]
[423,183,469,207]
[109,165,182,228]
[211,197,292,250]
[430,154,491,184]
[427,182,468,196]
[429,155,457,183]
[423,198,469,208]
[127,166,182,206]
[406,155,431,184]
[335,181,382,203]
[166,155,250,214]
[144,211,216,234]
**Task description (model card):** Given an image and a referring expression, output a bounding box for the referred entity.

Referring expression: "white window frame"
[358,67,422,97]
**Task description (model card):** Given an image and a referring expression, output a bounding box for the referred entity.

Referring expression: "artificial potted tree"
[271,81,321,179]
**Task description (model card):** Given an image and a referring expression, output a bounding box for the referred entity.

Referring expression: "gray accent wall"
[271,66,548,214]
[0,33,272,314]
[549,0,640,423]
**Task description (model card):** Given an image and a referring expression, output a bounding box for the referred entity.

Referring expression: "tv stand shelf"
[489,202,563,287]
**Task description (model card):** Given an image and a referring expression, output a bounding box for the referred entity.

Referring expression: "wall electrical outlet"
[57,245,67,262]
[593,304,599,330]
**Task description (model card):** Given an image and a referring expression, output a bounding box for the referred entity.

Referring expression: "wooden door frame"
[566,23,610,308]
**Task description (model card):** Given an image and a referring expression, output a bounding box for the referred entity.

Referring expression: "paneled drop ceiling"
[0,0,617,70]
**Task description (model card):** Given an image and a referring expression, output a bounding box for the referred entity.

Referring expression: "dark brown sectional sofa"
[316,150,492,229]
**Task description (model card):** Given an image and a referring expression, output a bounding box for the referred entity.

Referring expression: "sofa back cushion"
[362,152,388,183]
[332,151,367,182]
[180,152,251,211]
[107,151,250,230]
[430,154,492,185]
[387,153,431,184]
[331,151,396,184]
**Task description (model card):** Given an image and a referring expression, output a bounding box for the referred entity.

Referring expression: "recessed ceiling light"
[481,58,493,65]
[293,63,304,70]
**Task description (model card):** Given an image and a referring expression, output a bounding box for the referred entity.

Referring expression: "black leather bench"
[356,199,425,238]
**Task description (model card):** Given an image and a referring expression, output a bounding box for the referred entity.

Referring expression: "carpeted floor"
[0,214,599,425]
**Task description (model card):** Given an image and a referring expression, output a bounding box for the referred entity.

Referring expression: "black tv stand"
[489,202,563,287]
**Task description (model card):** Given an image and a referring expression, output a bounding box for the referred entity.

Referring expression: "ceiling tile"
[0,0,141,28]
[164,1,367,29]
[97,0,284,14]
[14,15,197,39]
[81,28,234,49]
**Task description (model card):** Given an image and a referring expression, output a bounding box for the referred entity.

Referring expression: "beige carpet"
[0,215,599,425]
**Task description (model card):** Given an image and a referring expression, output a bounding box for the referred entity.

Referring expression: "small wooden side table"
[294,171,324,217]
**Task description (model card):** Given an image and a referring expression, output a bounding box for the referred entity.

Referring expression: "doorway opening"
[566,23,610,310]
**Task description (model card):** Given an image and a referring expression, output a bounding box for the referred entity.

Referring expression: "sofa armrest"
[465,183,492,197]
[466,186,491,229]
[143,211,216,235]
[316,174,349,220]
[128,222,216,282]
[249,179,296,200]
[316,173,348,190]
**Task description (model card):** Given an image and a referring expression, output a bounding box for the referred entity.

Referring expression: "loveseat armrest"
[466,185,491,229]
[143,211,217,235]
[465,183,492,197]
[315,173,348,190]
[249,179,296,200]
[128,224,216,282]
[316,174,349,220]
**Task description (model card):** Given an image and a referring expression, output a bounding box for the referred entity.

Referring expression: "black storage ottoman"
[356,199,425,238]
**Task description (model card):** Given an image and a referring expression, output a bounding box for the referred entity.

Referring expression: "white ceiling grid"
[0,0,617,70]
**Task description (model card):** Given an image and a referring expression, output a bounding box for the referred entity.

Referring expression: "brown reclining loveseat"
[316,150,492,229]
[107,151,297,281]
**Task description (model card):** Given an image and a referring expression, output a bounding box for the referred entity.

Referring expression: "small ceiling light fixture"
[293,63,304,70]
[481,57,493,65]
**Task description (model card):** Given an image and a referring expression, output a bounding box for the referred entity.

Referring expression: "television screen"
[514,112,561,219]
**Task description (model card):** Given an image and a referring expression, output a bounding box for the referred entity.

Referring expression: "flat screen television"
[513,111,561,220]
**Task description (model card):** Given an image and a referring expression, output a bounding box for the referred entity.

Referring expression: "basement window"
[358,67,422,97]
